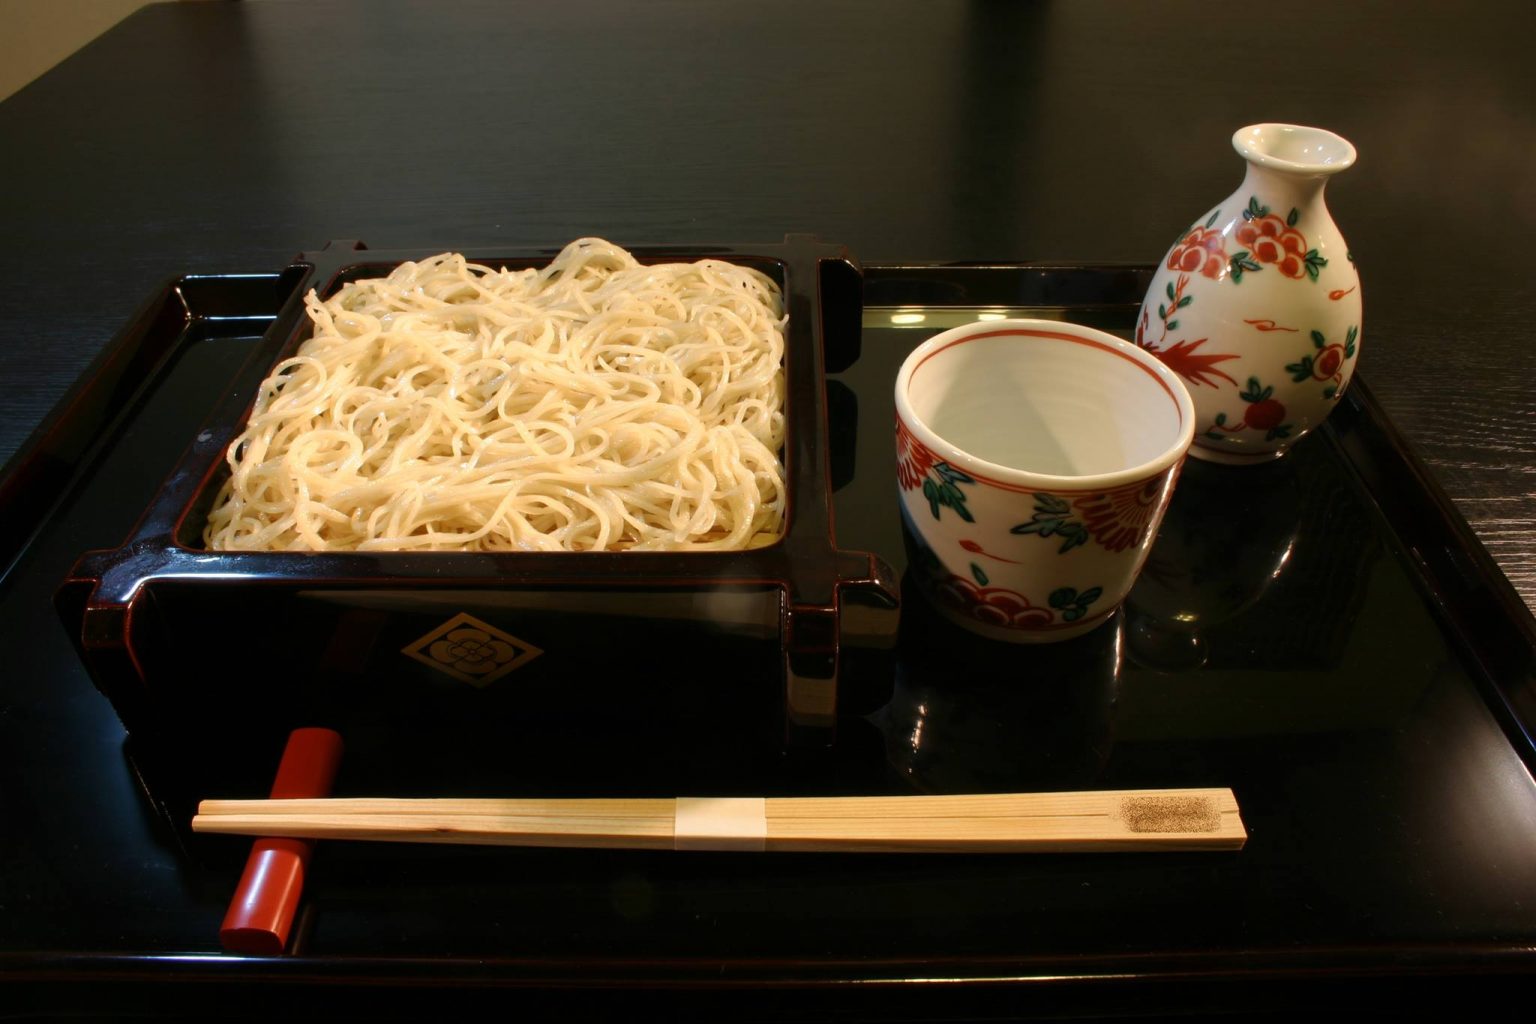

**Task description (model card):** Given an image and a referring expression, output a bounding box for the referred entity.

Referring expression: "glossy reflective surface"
[3,268,1536,1017]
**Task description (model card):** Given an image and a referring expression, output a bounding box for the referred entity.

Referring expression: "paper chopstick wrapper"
[673,797,768,851]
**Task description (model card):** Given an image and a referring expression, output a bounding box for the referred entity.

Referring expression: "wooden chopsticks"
[193,788,1245,853]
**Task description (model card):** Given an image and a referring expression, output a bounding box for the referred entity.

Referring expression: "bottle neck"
[1238,163,1330,221]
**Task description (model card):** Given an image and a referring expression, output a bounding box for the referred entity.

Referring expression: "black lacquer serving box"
[56,237,899,757]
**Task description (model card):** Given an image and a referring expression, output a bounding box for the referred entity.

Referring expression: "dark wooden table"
[3,2,1535,1018]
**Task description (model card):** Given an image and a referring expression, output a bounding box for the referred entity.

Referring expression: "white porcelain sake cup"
[894,319,1196,642]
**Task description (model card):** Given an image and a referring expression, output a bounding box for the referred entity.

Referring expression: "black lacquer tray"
[4,255,1536,1019]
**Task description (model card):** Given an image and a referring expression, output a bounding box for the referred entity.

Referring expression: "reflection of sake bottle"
[1136,124,1362,464]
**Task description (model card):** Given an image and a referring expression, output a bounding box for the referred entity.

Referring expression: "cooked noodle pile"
[203,238,786,552]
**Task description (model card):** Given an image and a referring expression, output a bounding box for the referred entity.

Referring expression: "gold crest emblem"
[401,612,542,687]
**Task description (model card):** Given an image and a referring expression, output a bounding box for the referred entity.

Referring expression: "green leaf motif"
[1166,320,1179,331]
[1238,380,1275,402]
[1214,411,1228,426]
[923,463,975,522]
[935,463,975,486]
[1286,357,1313,382]
[1036,493,1070,514]
[1047,585,1103,622]
[1345,325,1359,357]
[1228,252,1261,283]
[1011,494,1089,553]
[971,562,989,586]
[1287,207,1300,226]
[1311,330,1326,349]
[1166,281,1176,301]
[1323,385,1339,400]
[1234,376,1271,399]
[1304,250,1328,282]
[1176,295,1193,309]
[1205,209,1221,228]
[1158,303,1167,319]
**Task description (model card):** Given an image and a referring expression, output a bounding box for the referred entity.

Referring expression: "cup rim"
[894,318,1196,491]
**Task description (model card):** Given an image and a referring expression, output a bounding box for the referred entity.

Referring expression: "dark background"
[1,0,1532,608]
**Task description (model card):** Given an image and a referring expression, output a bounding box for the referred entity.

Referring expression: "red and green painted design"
[1137,275,1240,388]
[1155,273,1196,332]
[932,571,1105,631]
[896,416,976,523]
[895,415,935,490]
[946,478,1163,559]
[1285,325,1358,400]
[1229,197,1328,283]
[910,538,1106,632]
[1207,376,1293,442]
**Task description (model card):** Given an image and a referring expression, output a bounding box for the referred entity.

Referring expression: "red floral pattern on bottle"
[1284,326,1358,400]
[1235,213,1309,278]
[895,415,936,491]
[1314,346,1345,378]
[1206,376,1294,442]
[1228,198,1328,282]
[1165,226,1227,280]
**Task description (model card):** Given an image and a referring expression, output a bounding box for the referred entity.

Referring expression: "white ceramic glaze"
[894,319,1195,643]
[1136,123,1362,464]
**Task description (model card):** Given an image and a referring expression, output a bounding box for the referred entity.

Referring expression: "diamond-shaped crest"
[401,612,542,687]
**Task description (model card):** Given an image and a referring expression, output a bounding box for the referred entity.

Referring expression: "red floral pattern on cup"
[895,415,936,491]
[1165,227,1227,280]
[1074,478,1165,554]
[1235,214,1309,279]
[933,574,1057,630]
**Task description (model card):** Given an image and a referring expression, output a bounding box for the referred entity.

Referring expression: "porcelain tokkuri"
[1136,123,1362,464]
[894,319,1195,643]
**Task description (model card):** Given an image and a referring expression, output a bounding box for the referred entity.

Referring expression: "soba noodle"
[203,238,787,552]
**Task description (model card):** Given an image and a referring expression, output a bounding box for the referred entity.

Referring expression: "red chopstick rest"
[219,727,344,955]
